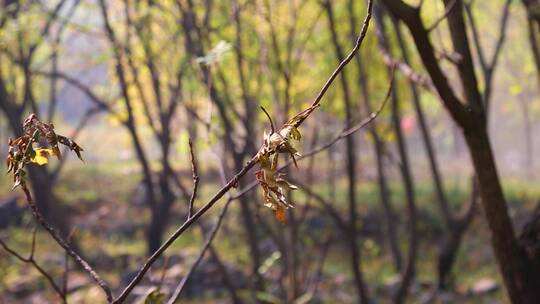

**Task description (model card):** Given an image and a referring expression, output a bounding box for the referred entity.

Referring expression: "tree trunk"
[388,51,418,304]
[437,178,477,288]
[352,1,402,273]
[146,172,176,253]
[374,7,418,302]
[323,1,369,301]
[390,15,477,289]
[464,125,540,303]
[523,0,540,82]
[379,2,540,301]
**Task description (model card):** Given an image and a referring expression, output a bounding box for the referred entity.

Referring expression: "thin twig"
[167,198,234,304]
[113,156,257,303]
[295,0,373,127]
[113,2,374,301]
[21,184,113,302]
[157,256,170,291]
[63,249,69,303]
[0,231,66,303]
[427,0,458,32]
[379,52,435,92]
[232,72,393,200]
[260,106,275,134]
[63,228,77,302]
[187,138,200,219]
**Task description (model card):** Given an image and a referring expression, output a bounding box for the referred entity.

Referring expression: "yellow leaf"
[31,148,56,166]
[31,154,48,165]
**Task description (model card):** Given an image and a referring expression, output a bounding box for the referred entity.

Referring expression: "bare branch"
[187,138,200,220]
[291,179,348,231]
[295,0,374,127]
[0,230,66,303]
[380,0,471,128]
[379,43,436,92]
[465,0,512,109]
[232,75,393,201]
[260,106,275,134]
[427,0,458,32]
[113,156,257,304]
[112,1,374,301]
[167,198,234,304]
[20,185,113,302]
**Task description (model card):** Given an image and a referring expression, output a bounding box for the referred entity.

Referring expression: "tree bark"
[464,125,540,303]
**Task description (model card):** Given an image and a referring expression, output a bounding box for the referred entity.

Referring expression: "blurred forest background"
[1,0,540,303]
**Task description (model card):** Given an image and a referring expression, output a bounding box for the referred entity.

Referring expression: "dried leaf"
[276,178,298,190]
[11,170,26,190]
[255,105,317,222]
[275,207,286,223]
[6,114,85,190]
[57,135,84,161]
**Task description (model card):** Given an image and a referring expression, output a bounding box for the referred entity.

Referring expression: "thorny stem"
[21,184,113,302]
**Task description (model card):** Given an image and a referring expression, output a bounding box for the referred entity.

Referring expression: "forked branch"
[113,1,374,302]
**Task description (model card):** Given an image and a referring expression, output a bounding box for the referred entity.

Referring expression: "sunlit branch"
[112,1,374,302]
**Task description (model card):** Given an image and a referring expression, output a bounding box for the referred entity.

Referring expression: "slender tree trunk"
[376,10,418,300]
[390,15,477,289]
[464,124,540,303]
[437,178,477,289]
[351,0,402,273]
[392,21,452,228]
[523,0,540,82]
[147,172,176,254]
[323,1,369,302]
[390,87,418,304]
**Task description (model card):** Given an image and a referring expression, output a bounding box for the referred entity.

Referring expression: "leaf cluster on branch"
[7,113,83,189]
[255,105,318,222]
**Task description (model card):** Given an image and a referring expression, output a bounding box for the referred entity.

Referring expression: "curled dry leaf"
[6,114,84,189]
[255,106,317,222]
